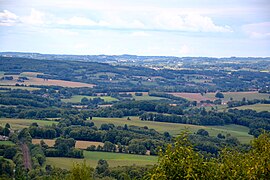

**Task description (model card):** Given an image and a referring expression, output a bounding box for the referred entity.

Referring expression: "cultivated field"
[46,151,157,169]
[230,104,270,112]
[170,91,270,103]
[0,77,94,88]
[32,139,104,149]
[205,91,270,102]
[91,116,253,144]
[170,93,215,102]
[0,72,95,88]
[62,95,118,103]
[0,118,58,129]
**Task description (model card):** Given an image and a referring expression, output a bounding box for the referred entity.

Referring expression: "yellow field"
[32,139,104,149]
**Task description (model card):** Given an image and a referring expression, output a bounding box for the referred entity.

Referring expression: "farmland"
[230,104,270,112]
[0,141,15,146]
[46,151,157,169]
[0,77,95,88]
[204,91,270,102]
[92,116,253,144]
[170,92,215,102]
[0,118,58,129]
[170,91,270,103]
[62,95,118,103]
[32,139,104,149]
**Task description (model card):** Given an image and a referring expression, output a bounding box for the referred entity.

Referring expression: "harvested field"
[32,139,104,149]
[0,76,94,88]
[170,93,215,102]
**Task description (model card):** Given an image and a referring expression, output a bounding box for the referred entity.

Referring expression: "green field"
[0,85,40,91]
[92,116,253,144]
[0,118,58,129]
[47,151,157,169]
[132,94,166,101]
[230,104,270,112]
[205,92,270,102]
[0,141,15,146]
[62,95,118,103]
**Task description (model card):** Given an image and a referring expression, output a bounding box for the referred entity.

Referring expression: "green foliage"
[147,132,270,179]
[68,161,94,180]
[215,92,224,98]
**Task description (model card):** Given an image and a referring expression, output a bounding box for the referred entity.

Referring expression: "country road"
[21,143,32,170]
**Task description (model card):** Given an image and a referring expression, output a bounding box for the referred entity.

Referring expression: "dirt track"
[21,143,32,170]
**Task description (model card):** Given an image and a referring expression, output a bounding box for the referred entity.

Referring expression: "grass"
[91,116,253,144]
[46,151,157,169]
[133,94,166,101]
[62,95,118,103]
[0,141,15,146]
[205,92,270,102]
[0,118,58,129]
[230,104,270,112]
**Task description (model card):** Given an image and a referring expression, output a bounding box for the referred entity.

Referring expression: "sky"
[0,0,269,57]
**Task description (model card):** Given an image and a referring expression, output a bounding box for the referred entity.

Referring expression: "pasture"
[46,151,157,169]
[0,118,58,129]
[205,91,270,102]
[91,116,253,144]
[0,141,15,146]
[170,92,269,103]
[230,104,270,112]
[62,95,118,103]
[32,139,104,149]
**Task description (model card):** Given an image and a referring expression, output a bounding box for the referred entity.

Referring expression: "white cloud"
[153,13,232,32]
[243,22,270,38]
[0,10,19,26]
[20,8,46,25]
[0,8,232,33]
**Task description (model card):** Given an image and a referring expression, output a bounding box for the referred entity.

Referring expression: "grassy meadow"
[204,92,270,102]
[0,141,15,146]
[62,95,118,103]
[91,116,253,144]
[0,118,58,129]
[230,104,270,112]
[46,151,157,169]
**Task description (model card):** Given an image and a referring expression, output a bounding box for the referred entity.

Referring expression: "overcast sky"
[0,0,269,57]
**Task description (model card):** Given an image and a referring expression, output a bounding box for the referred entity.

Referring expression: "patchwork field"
[91,116,253,144]
[62,95,118,103]
[205,91,270,102]
[170,92,215,102]
[230,104,270,112]
[46,151,157,169]
[0,118,58,129]
[0,73,95,88]
[32,139,104,149]
[0,77,94,88]
[170,91,270,103]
